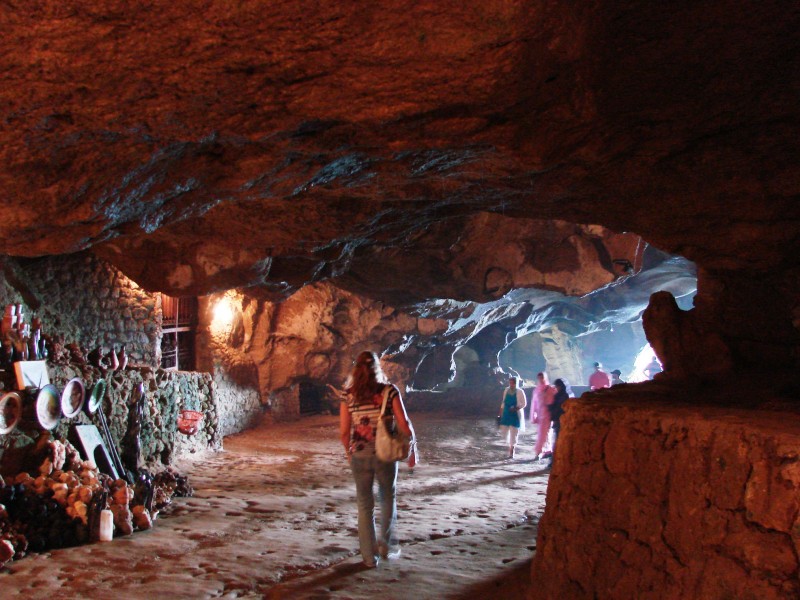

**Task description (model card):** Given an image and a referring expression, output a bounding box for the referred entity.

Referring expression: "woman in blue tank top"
[498,375,526,459]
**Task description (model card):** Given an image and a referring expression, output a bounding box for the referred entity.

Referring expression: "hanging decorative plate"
[61,378,85,418]
[35,384,61,430]
[0,391,22,434]
[85,379,106,415]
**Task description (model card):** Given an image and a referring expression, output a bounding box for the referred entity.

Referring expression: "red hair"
[345,351,388,404]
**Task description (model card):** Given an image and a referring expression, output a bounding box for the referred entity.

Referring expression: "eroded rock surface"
[191,240,696,417]
[0,2,797,374]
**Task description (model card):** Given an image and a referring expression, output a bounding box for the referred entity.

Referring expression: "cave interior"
[0,1,799,598]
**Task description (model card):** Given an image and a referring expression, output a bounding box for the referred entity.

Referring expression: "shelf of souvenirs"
[1,303,48,367]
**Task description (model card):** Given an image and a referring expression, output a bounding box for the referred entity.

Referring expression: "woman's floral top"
[347,384,399,456]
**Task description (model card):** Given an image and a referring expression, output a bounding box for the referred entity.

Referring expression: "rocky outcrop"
[532,386,800,600]
[643,290,733,381]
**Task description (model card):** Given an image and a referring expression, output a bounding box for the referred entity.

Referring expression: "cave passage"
[0,414,542,599]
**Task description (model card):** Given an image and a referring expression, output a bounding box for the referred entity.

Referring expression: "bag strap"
[380,385,392,417]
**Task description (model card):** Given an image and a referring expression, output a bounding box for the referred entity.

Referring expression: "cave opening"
[298,378,328,415]
[403,239,696,412]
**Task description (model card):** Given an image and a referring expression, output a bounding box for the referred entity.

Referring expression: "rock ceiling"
[0,2,797,374]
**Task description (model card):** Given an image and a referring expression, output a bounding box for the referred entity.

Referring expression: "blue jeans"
[350,454,398,565]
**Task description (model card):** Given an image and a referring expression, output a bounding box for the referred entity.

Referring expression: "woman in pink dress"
[531,372,555,460]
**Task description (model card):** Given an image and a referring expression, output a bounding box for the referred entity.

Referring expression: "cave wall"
[0,254,161,368]
[539,325,585,387]
[195,291,264,436]
[499,334,547,385]
[196,283,450,421]
[532,390,800,600]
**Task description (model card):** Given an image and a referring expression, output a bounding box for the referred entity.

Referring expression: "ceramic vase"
[117,344,128,370]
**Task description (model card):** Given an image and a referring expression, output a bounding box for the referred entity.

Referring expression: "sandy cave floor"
[0,413,549,599]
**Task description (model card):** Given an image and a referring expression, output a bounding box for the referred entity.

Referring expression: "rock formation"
[0,1,796,382]
[643,290,733,381]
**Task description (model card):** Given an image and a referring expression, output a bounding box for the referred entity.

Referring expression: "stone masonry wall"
[0,253,161,367]
[531,389,800,600]
[211,369,263,437]
[0,364,219,477]
[1,253,263,443]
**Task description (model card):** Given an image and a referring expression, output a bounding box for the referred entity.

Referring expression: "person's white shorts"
[499,425,519,446]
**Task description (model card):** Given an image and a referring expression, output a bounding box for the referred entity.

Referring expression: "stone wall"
[209,367,263,438]
[0,254,161,367]
[0,254,251,455]
[531,386,800,600]
[0,254,262,441]
[0,364,219,477]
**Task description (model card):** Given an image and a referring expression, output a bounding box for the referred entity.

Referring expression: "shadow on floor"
[406,464,551,498]
[262,558,533,600]
[448,557,532,600]
[263,561,373,599]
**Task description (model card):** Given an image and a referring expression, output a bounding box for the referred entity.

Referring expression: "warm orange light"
[211,296,234,334]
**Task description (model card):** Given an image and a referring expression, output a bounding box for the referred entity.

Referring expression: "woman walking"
[498,375,526,459]
[340,351,416,567]
[531,372,555,461]
[549,378,574,466]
